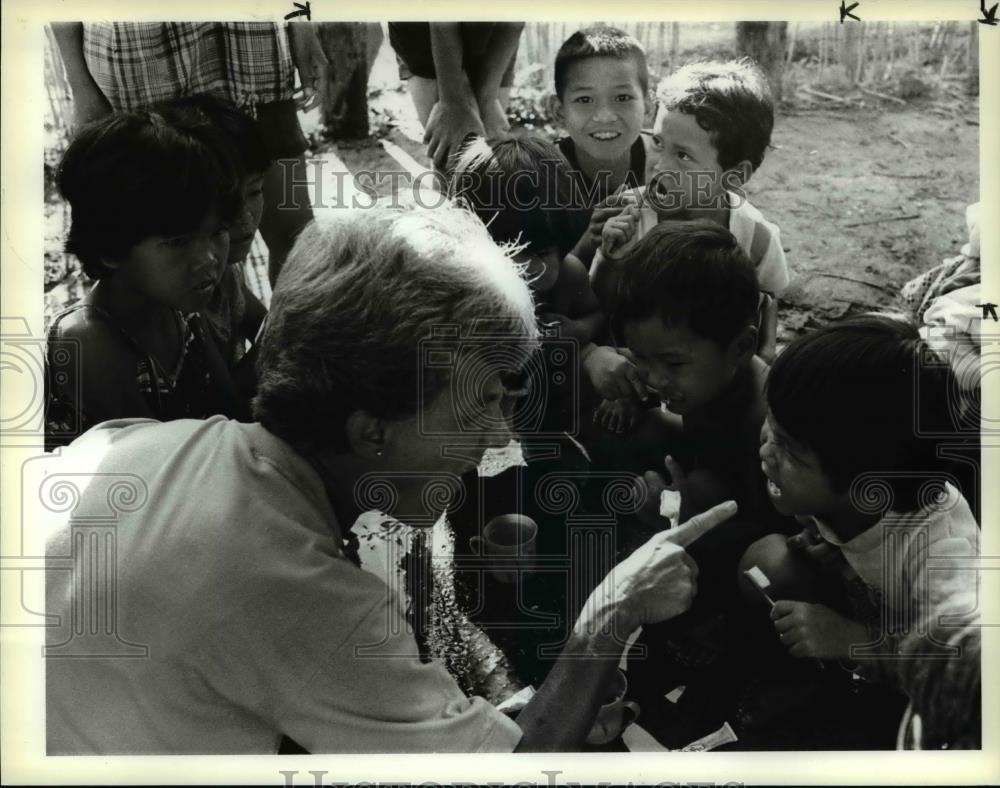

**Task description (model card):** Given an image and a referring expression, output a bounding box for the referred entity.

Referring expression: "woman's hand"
[516,500,736,753]
[771,601,869,660]
[287,23,329,112]
[582,500,738,636]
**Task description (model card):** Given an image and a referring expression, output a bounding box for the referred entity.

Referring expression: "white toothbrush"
[744,565,776,608]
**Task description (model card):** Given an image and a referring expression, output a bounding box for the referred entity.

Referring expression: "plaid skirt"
[83,22,295,117]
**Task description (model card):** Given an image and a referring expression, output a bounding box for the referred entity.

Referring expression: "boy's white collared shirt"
[800,482,978,606]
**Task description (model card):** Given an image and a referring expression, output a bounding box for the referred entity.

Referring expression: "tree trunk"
[735,22,788,102]
[840,22,861,83]
[316,22,384,139]
[785,21,797,64]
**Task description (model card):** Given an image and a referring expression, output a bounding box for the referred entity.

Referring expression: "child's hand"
[787,528,845,574]
[594,397,640,434]
[601,205,640,260]
[575,187,629,256]
[631,455,686,532]
[770,601,869,660]
[582,345,647,401]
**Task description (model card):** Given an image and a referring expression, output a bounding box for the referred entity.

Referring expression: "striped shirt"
[83,22,295,117]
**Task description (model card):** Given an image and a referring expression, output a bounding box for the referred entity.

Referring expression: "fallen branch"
[859,85,907,106]
[964,116,980,126]
[843,212,921,228]
[873,171,926,179]
[810,273,899,296]
[801,85,854,104]
[887,132,910,148]
[926,106,954,119]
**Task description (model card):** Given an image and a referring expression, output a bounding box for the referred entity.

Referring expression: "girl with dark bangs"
[45,108,248,450]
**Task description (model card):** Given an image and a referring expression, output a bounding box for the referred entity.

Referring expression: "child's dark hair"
[58,108,242,280]
[555,26,648,98]
[450,135,578,258]
[153,93,272,177]
[767,315,956,512]
[657,59,774,172]
[613,220,759,347]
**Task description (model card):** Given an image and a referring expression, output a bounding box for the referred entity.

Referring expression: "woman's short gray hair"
[253,202,539,452]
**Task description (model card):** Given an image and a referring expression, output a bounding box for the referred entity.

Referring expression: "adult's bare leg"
[261,154,314,286]
[407,75,438,127]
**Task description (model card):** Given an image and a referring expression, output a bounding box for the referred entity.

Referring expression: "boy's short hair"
[154,93,272,176]
[657,59,774,172]
[613,219,759,346]
[450,135,579,257]
[58,109,242,280]
[555,26,648,98]
[767,315,956,512]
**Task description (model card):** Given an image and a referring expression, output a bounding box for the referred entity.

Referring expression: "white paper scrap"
[496,685,535,714]
[622,722,670,752]
[664,684,686,704]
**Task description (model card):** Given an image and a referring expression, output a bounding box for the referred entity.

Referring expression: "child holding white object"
[739,316,979,684]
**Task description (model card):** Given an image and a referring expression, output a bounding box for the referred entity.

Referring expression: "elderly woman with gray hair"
[45,203,736,754]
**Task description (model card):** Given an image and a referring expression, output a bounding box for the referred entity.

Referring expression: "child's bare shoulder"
[558,253,589,282]
[550,253,597,314]
[52,307,142,381]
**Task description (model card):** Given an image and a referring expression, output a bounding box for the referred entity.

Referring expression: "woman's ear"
[343,409,386,460]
